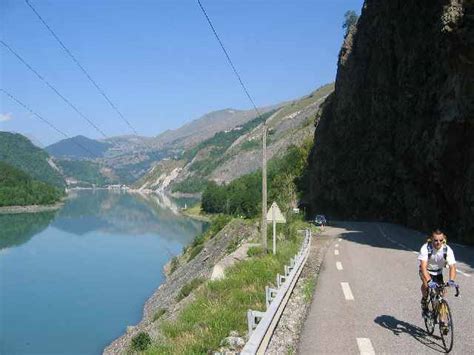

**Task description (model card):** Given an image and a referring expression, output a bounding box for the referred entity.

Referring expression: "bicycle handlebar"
[434,282,460,297]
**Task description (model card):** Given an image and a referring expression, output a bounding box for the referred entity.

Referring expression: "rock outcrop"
[306,0,474,242]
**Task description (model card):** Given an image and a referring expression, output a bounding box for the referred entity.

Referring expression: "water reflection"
[0,211,57,250]
[52,190,204,243]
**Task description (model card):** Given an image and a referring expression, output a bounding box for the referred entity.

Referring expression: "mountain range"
[1,84,332,192]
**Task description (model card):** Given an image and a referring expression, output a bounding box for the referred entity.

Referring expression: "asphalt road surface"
[298,222,473,354]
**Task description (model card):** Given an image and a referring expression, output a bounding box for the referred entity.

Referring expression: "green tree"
[343,10,359,36]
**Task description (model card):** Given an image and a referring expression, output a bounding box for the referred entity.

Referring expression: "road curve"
[298,222,474,354]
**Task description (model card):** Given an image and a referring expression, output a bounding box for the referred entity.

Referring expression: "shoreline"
[181,209,211,222]
[0,201,64,214]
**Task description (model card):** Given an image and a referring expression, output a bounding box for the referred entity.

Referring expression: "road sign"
[266,202,286,223]
[266,202,286,255]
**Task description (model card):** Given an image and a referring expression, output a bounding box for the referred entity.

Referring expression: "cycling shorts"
[419,270,444,284]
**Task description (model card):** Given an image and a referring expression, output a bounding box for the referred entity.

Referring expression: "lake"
[0,190,205,354]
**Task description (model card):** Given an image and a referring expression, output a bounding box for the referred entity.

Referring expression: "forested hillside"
[0,161,64,207]
[56,159,110,187]
[201,138,313,217]
[0,132,65,187]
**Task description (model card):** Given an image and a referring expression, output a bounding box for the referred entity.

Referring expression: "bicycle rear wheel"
[439,300,454,353]
[424,299,435,335]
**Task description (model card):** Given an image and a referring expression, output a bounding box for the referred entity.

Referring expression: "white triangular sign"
[266,202,286,223]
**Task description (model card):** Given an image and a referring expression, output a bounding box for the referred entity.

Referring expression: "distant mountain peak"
[46,135,111,160]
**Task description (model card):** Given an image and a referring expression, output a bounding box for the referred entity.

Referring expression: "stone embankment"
[104,219,259,354]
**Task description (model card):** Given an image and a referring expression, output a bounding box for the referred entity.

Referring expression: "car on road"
[313,214,327,226]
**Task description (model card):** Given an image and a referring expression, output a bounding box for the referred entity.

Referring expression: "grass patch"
[187,244,204,261]
[247,246,265,257]
[151,235,302,353]
[176,277,206,302]
[302,278,316,303]
[226,237,241,254]
[152,308,167,322]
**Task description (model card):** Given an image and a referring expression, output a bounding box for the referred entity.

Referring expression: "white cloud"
[0,113,13,122]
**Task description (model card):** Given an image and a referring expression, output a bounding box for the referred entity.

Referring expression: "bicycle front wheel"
[424,299,435,335]
[439,300,454,353]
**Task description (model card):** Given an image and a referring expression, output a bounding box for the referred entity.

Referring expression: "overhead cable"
[25,0,139,135]
[197,0,262,119]
[1,40,108,138]
[1,88,101,158]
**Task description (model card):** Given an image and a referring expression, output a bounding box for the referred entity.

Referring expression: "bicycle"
[423,282,460,353]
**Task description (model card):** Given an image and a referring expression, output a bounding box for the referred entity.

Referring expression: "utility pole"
[261,122,268,251]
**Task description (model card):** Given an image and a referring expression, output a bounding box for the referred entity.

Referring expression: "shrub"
[192,233,206,247]
[130,332,151,351]
[169,257,179,274]
[209,215,232,236]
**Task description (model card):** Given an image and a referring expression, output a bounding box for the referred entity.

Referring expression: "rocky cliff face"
[306,0,474,242]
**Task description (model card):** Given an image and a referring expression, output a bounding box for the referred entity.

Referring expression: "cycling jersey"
[418,243,456,275]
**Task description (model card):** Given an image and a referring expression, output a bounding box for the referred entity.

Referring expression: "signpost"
[266,202,286,254]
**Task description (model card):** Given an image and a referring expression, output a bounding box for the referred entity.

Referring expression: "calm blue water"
[0,190,205,355]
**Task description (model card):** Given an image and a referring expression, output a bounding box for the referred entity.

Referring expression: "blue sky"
[1,0,364,146]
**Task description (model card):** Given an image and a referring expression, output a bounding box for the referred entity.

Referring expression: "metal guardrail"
[241,229,312,354]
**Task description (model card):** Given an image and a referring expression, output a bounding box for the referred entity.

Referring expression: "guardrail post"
[247,309,265,335]
[265,286,278,308]
[277,273,287,288]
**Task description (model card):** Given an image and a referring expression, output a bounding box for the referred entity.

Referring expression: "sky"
[0,0,364,146]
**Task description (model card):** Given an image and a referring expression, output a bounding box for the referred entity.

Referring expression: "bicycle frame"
[425,282,460,352]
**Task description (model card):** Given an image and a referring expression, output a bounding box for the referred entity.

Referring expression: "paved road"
[298,222,474,354]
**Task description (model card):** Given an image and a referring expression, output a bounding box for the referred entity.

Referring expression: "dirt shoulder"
[265,230,334,354]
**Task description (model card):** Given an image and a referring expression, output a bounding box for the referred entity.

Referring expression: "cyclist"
[418,229,457,328]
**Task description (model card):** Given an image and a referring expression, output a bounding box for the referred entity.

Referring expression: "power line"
[1,88,101,158]
[0,40,108,138]
[197,0,262,119]
[25,0,139,136]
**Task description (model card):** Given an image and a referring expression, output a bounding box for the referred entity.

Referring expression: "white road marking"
[334,249,339,255]
[378,225,417,252]
[335,243,339,247]
[341,282,354,300]
[412,251,419,254]
[338,238,342,242]
[336,262,343,270]
[458,270,471,277]
[357,338,375,355]
[377,225,388,238]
